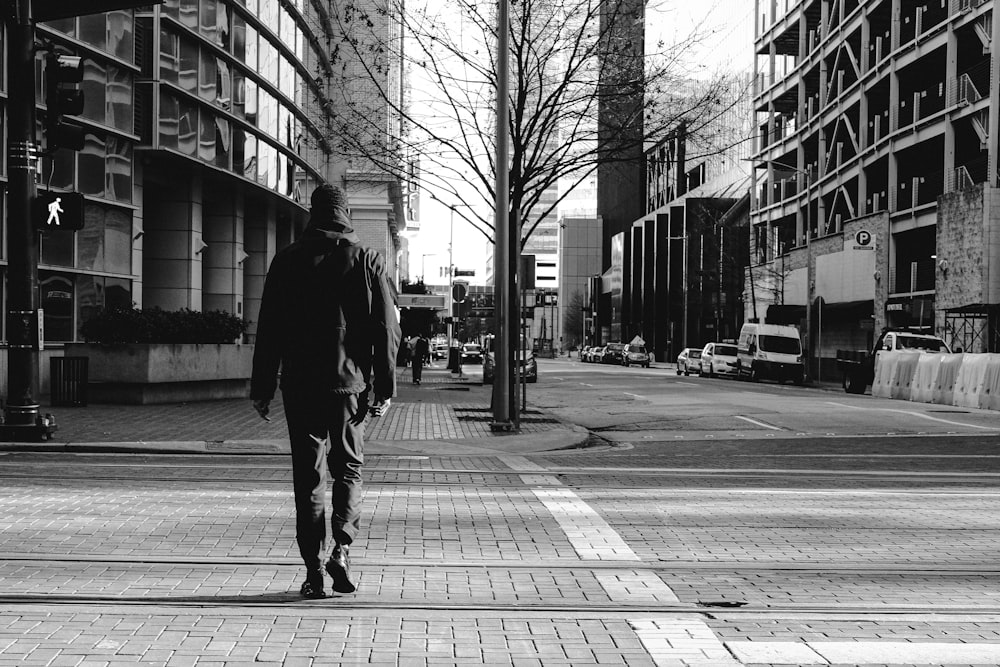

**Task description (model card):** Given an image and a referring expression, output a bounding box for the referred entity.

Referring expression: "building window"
[199,109,215,162]
[177,98,198,156]
[200,0,217,42]
[179,0,199,30]
[108,11,134,62]
[198,49,217,102]
[79,13,108,51]
[215,58,231,110]
[79,135,107,197]
[108,66,133,132]
[215,117,231,169]
[105,137,133,203]
[159,93,180,149]
[40,273,75,342]
[232,13,247,62]
[160,29,180,84]
[78,204,132,274]
[258,140,276,189]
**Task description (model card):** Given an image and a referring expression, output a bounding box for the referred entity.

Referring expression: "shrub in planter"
[80,307,250,345]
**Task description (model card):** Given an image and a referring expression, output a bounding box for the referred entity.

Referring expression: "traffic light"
[44,53,86,152]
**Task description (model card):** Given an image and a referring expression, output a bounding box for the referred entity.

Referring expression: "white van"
[737,323,804,384]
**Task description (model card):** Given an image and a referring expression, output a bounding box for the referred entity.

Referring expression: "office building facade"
[0,0,402,388]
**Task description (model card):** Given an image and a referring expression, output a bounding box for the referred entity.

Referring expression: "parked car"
[623,343,650,367]
[736,323,804,384]
[483,348,537,384]
[579,346,593,362]
[676,347,702,375]
[461,343,483,364]
[700,342,739,377]
[432,341,449,360]
[601,342,625,364]
[588,345,605,363]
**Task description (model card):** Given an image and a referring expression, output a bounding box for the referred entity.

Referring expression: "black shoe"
[325,544,356,593]
[300,570,326,599]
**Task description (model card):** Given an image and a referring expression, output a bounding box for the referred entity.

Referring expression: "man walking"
[412,333,430,385]
[251,183,401,599]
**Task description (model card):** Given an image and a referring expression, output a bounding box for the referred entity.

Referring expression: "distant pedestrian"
[412,333,430,385]
[251,183,401,599]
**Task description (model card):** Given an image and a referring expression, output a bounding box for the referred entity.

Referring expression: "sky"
[404,0,755,286]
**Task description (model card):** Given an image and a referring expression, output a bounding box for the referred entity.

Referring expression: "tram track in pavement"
[0,554,996,613]
[1,459,999,487]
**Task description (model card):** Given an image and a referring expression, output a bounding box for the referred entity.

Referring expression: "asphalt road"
[536,357,1000,445]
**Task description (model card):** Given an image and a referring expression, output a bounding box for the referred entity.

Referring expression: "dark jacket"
[250,225,401,402]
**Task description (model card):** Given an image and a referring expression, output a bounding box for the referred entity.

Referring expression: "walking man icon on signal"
[46,197,64,226]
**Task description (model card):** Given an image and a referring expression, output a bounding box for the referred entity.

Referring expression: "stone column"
[202,193,245,318]
[243,196,276,341]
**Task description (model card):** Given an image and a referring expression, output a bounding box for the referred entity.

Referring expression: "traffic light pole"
[490,0,514,431]
[3,0,53,440]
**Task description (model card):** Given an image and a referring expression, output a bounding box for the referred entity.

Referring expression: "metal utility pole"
[491,0,514,431]
[2,0,51,441]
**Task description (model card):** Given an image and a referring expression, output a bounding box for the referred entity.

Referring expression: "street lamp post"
[448,206,454,349]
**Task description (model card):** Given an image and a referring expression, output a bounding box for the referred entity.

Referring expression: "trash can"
[50,357,88,406]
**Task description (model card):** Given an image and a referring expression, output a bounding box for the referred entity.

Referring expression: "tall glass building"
[0,0,402,372]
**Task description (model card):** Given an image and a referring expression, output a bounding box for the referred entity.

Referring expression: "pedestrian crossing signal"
[34,191,85,231]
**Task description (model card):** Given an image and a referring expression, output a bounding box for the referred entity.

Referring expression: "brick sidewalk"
[0,453,998,665]
[23,365,582,449]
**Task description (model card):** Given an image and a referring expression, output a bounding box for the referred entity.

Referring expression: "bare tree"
[327,0,743,247]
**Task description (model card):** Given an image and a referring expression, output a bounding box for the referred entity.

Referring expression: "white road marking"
[599,571,679,604]
[630,618,739,666]
[727,642,826,664]
[532,488,640,560]
[734,415,782,430]
[826,401,1000,430]
[498,456,548,472]
[547,466,1000,478]
[624,392,645,399]
[674,381,699,386]
[810,641,1000,663]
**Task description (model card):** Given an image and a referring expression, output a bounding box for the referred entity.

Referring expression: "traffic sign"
[849,229,875,251]
[454,269,475,276]
[452,282,468,303]
[34,191,84,231]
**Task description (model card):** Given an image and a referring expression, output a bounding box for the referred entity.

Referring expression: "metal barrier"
[50,357,88,407]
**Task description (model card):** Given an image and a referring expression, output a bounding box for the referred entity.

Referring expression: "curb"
[0,426,595,457]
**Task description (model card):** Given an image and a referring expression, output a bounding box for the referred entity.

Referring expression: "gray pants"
[282,389,365,571]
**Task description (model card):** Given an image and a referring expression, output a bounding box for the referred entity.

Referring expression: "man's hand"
[253,399,271,422]
[369,398,391,418]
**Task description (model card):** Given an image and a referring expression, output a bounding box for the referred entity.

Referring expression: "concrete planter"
[64,343,254,404]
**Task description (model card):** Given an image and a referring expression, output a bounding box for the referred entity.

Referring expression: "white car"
[700,342,738,378]
[676,347,702,375]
